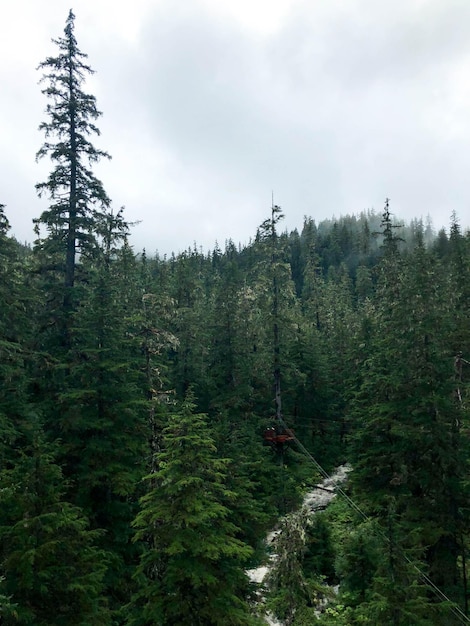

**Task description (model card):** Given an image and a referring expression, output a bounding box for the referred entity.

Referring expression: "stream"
[247,465,351,625]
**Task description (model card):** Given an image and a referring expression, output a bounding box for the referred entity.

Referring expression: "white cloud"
[1,0,469,254]
[200,0,294,36]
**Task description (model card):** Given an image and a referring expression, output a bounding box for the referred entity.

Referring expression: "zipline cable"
[278,416,470,625]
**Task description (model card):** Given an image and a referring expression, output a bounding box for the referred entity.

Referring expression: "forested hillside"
[1,11,470,626]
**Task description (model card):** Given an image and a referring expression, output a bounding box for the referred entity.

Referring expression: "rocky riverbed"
[247,465,351,625]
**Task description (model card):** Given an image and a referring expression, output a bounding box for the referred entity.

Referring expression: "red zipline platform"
[263,427,295,445]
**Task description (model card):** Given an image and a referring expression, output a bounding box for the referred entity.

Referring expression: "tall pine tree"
[35,9,111,321]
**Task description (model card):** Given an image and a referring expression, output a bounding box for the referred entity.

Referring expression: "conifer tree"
[0,205,31,453]
[31,15,147,612]
[0,421,109,625]
[167,249,210,401]
[448,213,470,359]
[129,394,259,626]
[49,211,150,613]
[267,508,324,624]
[35,9,110,317]
[257,204,286,426]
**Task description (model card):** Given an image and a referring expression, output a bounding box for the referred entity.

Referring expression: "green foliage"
[49,216,149,612]
[0,206,32,462]
[303,513,336,583]
[0,423,109,625]
[129,395,259,625]
[34,8,111,318]
[212,414,285,557]
[266,507,334,624]
[35,9,111,233]
[347,225,468,621]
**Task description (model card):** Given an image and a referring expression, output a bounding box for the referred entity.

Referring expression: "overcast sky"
[1,0,470,255]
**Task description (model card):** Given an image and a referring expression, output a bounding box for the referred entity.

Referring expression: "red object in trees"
[263,427,295,445]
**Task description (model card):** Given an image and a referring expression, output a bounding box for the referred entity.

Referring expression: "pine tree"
[257,204,286,427]
[0,205,31,460]
[448,213,470,358]
[48,211,150,613]
[0,421,109,625]
[35,9,110,318]
[31,16,150,612]
[129,394,259,625]
[266,508,326,624]
[253,206,308,513]
[167,248,210,401]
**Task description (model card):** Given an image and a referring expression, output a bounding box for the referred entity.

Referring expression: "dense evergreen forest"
[2,10,470,625]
